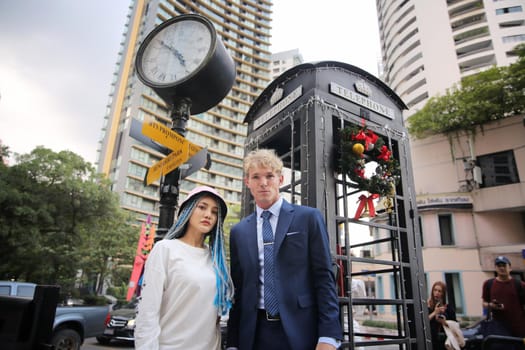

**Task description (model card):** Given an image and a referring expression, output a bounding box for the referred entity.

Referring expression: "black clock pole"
[155,97,192,242]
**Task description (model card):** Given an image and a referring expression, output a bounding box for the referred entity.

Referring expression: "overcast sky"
[0,1,380,165]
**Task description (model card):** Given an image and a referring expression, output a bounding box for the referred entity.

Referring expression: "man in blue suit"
[226,149,342,350]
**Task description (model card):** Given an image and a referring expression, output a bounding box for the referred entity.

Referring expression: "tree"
[0,144,9,164]
[77,204,136,295]
[222,203,241,261]
[408,44,525,139]
[0,146,135,295]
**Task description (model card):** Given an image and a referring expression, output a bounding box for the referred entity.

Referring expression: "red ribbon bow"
[352,129,379,151]
[365,130,378,150]
[354,193,380,219]
[377,145,392,161]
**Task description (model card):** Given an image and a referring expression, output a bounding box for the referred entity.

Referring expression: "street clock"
[136,14,236,114]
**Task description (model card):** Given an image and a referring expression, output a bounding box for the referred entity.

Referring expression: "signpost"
[140,119,204,185]
[134,14,236,241]
[141,119,199,154]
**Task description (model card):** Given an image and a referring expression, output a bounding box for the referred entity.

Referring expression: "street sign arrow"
[180,147,210,180]
[129,118,169,154]
[141,119,202,154]
[145,145,189,185]
[129,118,212,185]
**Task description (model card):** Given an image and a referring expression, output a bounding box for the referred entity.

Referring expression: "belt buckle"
[266,311,280,321]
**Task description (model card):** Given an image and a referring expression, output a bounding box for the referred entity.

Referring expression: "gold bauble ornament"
[352,143,365,156]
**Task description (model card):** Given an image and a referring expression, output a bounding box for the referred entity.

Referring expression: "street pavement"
[82,328,402,350]
[81,337,133,350]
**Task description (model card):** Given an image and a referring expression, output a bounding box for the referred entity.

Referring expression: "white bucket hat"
[179,185,227,219]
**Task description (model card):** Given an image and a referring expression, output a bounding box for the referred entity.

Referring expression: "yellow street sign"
[142,119,201,155]
[142,119,204,185]
[146,145,189,185]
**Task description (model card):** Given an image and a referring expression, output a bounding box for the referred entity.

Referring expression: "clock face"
[139,18,213,86]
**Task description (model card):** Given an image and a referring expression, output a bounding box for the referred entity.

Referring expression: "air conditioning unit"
[473,166,483,185]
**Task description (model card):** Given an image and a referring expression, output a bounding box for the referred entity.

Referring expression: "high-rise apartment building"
[375,0,525,318]
[270,49,304,79]
[377,0,525,113]
[97,0,272,223]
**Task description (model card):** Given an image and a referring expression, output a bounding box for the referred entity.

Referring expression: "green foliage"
[408,44,525,139]
[0,145,10,164]
[81,295,110,306]
[223,203,241,261]
[361,319,398,330]
[106,282,130,301]
[0,146,135,295]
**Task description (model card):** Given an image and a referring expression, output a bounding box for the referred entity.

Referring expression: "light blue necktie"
[262,211,278,316]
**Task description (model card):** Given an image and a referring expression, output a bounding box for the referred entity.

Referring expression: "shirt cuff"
[319,337,341,348]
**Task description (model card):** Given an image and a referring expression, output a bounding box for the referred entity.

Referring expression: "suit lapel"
[243,213,259,269]
[274,200,294,252]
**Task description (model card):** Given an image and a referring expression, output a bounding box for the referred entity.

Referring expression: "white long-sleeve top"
[134,239,220,350]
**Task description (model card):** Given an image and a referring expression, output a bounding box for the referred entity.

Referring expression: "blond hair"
[243,149,283,175]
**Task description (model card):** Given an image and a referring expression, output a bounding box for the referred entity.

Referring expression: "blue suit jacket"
[227,199,342,349]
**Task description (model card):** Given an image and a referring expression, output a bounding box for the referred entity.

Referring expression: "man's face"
[495,262,511,277]
[244,165,283,209]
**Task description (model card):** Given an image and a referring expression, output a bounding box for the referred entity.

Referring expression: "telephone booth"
[242,61,431,349]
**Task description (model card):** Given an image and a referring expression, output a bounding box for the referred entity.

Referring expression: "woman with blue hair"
[135,185,233,349]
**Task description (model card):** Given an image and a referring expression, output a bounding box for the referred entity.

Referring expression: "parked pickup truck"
[0,280,110,350]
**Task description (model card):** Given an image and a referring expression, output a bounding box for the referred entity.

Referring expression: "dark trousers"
[254,310,291,350]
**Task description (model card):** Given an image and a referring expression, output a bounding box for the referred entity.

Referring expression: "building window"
[438,214,454,246]
[496,6,523,15]
[478,150,520,188]
[502,34,525,43]
[418,216,424,247]
[444,272,464,314]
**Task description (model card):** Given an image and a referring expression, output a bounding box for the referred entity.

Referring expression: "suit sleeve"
[309,209,343,340]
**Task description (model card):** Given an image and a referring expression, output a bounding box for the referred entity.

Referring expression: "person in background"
[226,149,342,350]
[427,281,457,350]
[135,186,233,350]
[481,256,525,339]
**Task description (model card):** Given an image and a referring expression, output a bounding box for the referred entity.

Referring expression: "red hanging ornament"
[377,145,392,161]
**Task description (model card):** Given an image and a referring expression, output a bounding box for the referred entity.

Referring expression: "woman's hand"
[436,313,447,326]
[434,304,445,315]
[429,303,446,321]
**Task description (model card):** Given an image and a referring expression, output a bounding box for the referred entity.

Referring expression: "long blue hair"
[164,193,234,316]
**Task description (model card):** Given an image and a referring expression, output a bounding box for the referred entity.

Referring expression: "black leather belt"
[258,309,280,321]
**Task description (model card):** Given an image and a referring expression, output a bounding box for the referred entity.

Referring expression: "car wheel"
[51,328,81,350]
[96,336,111,345]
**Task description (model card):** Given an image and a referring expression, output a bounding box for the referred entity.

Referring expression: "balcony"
[473,182,525,212]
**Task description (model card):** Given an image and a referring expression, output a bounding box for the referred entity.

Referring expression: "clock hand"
[159,40,186,66]
[173,49,186,67]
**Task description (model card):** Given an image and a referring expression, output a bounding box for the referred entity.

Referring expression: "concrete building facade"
[377,0,525,112]
[270,49,304,79]
[375,0,525,318]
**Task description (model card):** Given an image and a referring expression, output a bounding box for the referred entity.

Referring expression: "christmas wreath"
[339,124,400,198]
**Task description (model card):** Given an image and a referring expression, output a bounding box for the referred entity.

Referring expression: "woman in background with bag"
[427,281,457,350]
